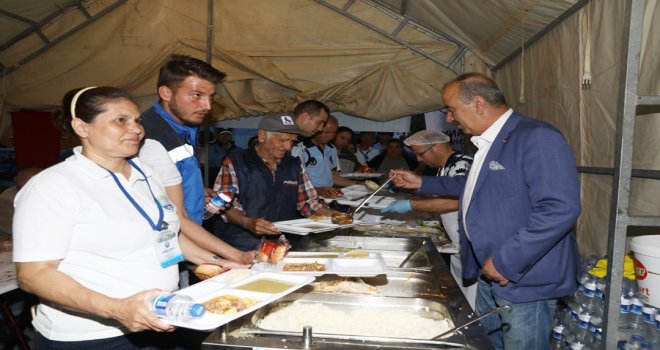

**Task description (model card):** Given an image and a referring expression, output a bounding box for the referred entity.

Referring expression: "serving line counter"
[202,230,493,349]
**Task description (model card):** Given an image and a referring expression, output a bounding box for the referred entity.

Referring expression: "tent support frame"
[314,0,465,73]
[602,0,660,348]
[1,0,127,77]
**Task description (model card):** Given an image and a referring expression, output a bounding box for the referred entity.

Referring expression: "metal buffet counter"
[202,229,493,349]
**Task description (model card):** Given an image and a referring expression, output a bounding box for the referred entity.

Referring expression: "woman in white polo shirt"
[13,87,216,349]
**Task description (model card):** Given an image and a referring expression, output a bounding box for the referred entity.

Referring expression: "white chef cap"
[403,130,450,146]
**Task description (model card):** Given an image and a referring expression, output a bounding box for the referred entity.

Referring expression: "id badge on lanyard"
[154,220,184,268]
[106,160,184,269]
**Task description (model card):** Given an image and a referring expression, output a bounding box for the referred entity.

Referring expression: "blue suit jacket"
[420,112,581,302]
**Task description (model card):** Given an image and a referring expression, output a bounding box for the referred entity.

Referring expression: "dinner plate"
[274,218,362,235]
[162,270,314,331]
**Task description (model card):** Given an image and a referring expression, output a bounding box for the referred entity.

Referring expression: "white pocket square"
[489,161,505,171]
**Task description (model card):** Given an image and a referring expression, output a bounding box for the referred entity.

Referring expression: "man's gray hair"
[445,72,507,107]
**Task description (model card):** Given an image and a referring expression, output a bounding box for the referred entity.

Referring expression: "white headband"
[70,86,97,120]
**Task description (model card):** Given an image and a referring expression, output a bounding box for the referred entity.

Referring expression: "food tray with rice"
[273,217,362,235]
[161,269,313,331]
[248,292,456,342]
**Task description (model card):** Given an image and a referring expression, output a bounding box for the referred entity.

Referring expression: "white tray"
[162,269,314,330]
[337,184,371,200]
[253,252,388,277]
[274,218,361,235]
[340,172,383,179]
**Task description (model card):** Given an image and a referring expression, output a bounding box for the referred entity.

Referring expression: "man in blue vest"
[139,55,255,269]
[212,113,338,251]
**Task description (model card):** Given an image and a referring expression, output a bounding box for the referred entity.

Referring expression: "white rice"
[256,302,452,339]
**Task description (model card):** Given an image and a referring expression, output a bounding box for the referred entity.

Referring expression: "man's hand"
[203,188,216,205]
[481,256,509,286]
[389,169,422,190]
[245,218,280,235]
[381,200,412,214]
[238,250,258,264]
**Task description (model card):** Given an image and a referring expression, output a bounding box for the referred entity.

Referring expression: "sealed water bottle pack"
[553,254,659,349]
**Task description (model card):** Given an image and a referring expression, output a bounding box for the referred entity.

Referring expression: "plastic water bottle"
[629,298,645,332]
[148,294,205,320]
[638,340,652,350]
[203,187,236,220]
[624,334,644,350]
[653,313,660,346]
[582,281,603,318]
[595,278,607,302]
[569,340,590,350]
[550,324,565,349]
[620,295,633,330]
[564,333,576,349]
[640,306,656,344]
[575,312,593,345]
[589,316,603,350]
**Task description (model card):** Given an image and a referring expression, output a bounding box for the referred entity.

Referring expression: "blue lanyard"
[104,159,164,231]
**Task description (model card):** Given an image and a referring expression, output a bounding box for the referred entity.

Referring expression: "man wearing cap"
[381,130,476,308]
[207,128,241,186]
[211,113,337,251]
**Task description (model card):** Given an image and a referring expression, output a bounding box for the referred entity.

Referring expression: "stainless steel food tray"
[202,235,493,350]
[244,292,463,347]
[307,235,433,270]
[303,271,441,298]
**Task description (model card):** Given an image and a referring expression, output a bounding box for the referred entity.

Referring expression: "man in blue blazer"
[391,73,580,350]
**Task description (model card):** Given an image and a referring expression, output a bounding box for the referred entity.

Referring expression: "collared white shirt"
[461,108,513,240]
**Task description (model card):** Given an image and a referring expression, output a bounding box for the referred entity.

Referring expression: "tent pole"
[201,0,215,189]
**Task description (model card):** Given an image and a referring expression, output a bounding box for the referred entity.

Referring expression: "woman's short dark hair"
[157,54,226,91]
[56,86,137,135]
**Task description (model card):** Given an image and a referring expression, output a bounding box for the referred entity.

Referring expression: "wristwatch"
[208,255,220,264]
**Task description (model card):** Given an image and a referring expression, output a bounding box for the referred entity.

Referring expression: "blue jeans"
[476,276,557,350]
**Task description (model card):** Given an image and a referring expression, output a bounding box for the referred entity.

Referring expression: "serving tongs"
[350,175,395,217]
[432,305,512,340]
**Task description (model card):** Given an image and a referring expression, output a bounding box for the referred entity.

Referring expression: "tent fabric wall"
[494,0,660,256]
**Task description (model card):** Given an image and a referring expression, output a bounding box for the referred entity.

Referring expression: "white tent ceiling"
[0,0,586,120]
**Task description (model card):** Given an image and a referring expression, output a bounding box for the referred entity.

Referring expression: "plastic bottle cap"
[189,303,205,317]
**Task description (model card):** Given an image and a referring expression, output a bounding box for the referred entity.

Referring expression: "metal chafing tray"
[242,292,462,347]
[202,234,493,350]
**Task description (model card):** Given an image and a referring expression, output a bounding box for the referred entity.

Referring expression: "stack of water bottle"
[551,257,659,350]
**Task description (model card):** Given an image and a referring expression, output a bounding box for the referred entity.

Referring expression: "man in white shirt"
[390,73,580,350]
